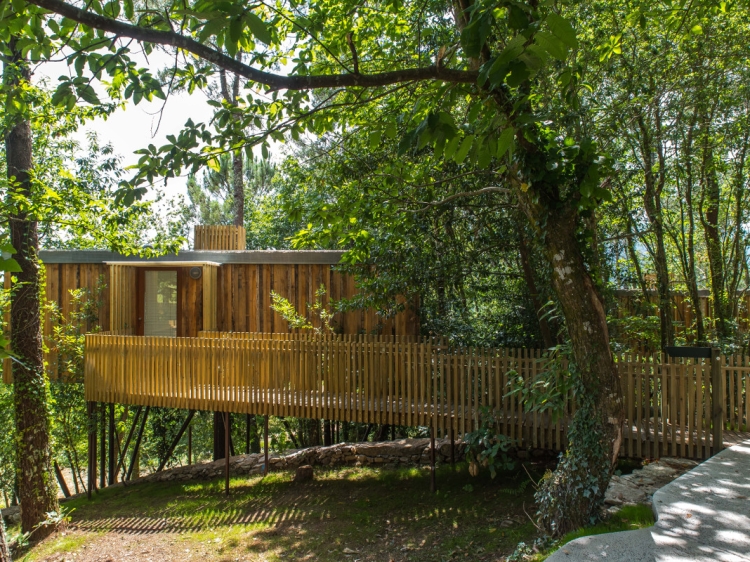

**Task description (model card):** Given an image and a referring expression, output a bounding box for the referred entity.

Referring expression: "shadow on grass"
[53,462,544,561]
[68,464,526,532]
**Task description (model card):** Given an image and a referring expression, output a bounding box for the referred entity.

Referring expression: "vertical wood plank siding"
[4,263,109,382]
[216,264,420,336]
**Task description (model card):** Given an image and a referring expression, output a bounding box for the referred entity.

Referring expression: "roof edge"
[39,249,345,265]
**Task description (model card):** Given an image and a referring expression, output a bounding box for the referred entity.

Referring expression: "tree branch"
[28,0,478,90]
[413,186,511,212]
[346,32,358,75]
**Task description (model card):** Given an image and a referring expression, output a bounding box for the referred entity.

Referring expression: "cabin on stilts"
[2,225,423,493]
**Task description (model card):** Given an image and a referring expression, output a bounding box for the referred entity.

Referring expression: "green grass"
[23,462,543,561]
[533,504,655,561]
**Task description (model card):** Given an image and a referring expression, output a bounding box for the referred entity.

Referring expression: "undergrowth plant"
[271,284,337,334]
[463,407,515,478]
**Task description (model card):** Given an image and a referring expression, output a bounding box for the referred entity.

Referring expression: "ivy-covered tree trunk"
[4,40,59,538]
[0,514,10,562]
[520,200,624,536]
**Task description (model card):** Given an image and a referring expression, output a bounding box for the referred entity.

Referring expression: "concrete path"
[547,438,750,561]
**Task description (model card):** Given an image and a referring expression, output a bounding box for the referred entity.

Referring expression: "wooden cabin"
[3,225,419,383]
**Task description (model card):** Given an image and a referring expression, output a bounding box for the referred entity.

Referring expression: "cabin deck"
[84,333,750,460]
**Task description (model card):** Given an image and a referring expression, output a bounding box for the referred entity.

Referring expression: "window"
[143,270,177,337]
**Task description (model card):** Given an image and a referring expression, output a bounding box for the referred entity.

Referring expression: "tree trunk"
[0,515,10,562]
[520,201,624,536]
[638,114,675,350]
[219,62,245,227]
[232,151,244,226]
[4,40,59,539]
[682,123,705,344]
[518,227,556,348]
[701,142,728,340]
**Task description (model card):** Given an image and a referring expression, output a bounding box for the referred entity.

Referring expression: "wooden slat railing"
[193,225,246,250]
[198,331,446,344]
[84,334,750,458]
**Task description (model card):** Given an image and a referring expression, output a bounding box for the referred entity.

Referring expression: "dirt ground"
[21,464,541,562]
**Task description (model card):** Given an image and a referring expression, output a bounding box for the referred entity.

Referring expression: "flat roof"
[39,249,345,265]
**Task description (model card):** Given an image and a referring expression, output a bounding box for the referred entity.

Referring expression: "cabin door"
[136,269,181,337]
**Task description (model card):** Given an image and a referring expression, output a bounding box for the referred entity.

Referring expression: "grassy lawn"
[532,504,656,561]
[21,462,542,562]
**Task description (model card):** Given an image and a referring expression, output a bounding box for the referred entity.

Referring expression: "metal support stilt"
[430,425,436,493]
[126,406,150,481]
[99,403,106,489]
[116,406,142,478]
[108,403,116,485]
[263,416,269,476]
[225,411,231,495]
[450,426,455,466]
[188,424,192,465]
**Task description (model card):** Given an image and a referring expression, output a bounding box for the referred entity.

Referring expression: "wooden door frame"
[135,267,183,337]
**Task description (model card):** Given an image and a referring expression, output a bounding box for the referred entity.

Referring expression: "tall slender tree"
[3,39,58,538]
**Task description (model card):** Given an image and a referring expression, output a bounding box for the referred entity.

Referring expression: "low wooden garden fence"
[84,334,750,459]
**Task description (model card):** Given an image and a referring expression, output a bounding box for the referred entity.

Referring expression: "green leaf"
[384,123,398,139]
[454,135,474,164]
[207,157,221,172]
[124,0,134,19]
[534,31,568,61]
[505,61,530,87]
[76,83,100,105]
[245,12,272,44]
[496,127,514,158]
[461,12,492,58]
[198,17,227,43]
[546,12,578,49]
[102,0,120,18]
[443,135,461,160]
[496,35,526,67]
[0,258,21,273]
[368,129,382,150]
[228,16,243,44]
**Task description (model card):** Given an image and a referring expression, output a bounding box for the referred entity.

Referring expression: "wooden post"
[86,401,96,499]
[264,415,269,476]
[188,424,192,465]
[127,406,150,481]
[430,425,436,493]
[225,412,231,495]
[100,403,106,489]
[157,410,195,472]
[115,406,142,478]
[108,404,116,485]
[53,461,71,498]
[245,413,251,455]
[450,427,455,466]
[711,347,724,454]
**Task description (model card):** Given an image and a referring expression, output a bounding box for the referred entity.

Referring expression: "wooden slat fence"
[84,335,750,459]
[197,330,446,344]
[194,225,246,250]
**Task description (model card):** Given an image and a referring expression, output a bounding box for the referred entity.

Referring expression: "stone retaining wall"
[139,438,467,483]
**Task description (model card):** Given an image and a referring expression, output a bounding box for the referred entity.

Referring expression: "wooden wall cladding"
[202,264,218,331]
[3,263,111,382]
[216,264,419,336]
[109,264,135,334]
[177,267,204,337]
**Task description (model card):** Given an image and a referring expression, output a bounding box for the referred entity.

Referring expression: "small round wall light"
[189,266,203,280]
